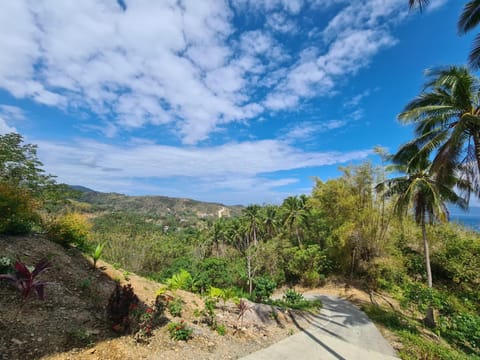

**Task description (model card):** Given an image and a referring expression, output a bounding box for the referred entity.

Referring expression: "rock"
[11,338,23,345]
[88,348,96,354]
[37,337,42,342]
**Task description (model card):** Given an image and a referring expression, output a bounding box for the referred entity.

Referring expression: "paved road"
[241,295,400,360]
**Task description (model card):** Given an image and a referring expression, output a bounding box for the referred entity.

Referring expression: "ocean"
[449,207,480,232]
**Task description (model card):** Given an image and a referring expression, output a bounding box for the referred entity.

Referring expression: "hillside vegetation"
[1,132,479,359]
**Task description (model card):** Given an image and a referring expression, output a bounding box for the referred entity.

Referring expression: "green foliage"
[168,298,183,317]
[252,277,276,302]
[398,330,473,360]
[0,182,40,235]
[194,257,234,292]
[216,324,226,336]
[0,133,52,192]
[0,256,13,274]
[168,320,193,341]
[285,245,328,286]
[202,297,218,329]
[47,212,92,248]
[400,282,443,313]
[267,289,322,311]
[166,269,194,291]
[91,242,105,269]
[439,313,480,354]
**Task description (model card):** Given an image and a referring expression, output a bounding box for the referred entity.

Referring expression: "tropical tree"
[398,66,480,200]
[261,205,278,240]
[243,205,262,246]
[281,196,308,248]
[409,0,480,68]
[380,145,468,327]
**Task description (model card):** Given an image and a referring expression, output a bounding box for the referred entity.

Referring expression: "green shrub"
[0,182,40,235]
[47,212,92,248]
[168,298,183,317]
[400,282,443,313]
[168,320,193,341]
[439,312,480,353]
[166,269,194,291]
[284,245,328,286]
[216,324,226,336]
[194,258,234,292]
[283,289,306,306]
[252,277,277,302]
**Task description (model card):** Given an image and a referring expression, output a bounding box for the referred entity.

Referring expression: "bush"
[194,258,234,292]
[284,245,328,287]
[168,320,193,341]
[439,312,480,353]
[168,298,183,317]
[283,288,306,306]
[47,213,92,248]
[166,269,194,291]
[0,182,40,235]
[252,277,276,302]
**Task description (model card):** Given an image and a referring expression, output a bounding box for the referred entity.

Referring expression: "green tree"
[243,205,262,246]
[398,66,480,198]
[281,196,308,248]
[0,133,52,192]
[261,205,279,240]
[380,145,467,327]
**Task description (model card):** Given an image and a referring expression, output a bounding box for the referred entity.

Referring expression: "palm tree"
[262,205,278,240]
[409,0,480,68]
[281,196,308,248]
[243,205,262,246]
[398,66,480,200]
[381,145,467,327]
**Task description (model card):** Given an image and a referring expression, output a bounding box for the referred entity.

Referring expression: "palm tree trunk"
[474,131,480,175]
[421,216,435,328]
[295,226,302,249]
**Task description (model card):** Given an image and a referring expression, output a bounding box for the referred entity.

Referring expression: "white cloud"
[0,0,419,144]
[35,137,371,202]
[0,117,16,134]
[284,120,346,142]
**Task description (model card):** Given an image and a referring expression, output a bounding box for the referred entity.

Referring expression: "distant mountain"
[69,185,97,193]
[75,189,243,220]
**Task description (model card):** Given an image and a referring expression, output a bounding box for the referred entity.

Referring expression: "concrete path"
[241,295,400,360]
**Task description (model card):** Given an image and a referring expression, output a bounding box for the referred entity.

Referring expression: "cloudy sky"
[0,0,473,204]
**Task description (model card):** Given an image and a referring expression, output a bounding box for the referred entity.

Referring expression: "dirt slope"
[0,235,307,360]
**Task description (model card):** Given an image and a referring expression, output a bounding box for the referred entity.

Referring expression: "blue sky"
[0,0,475,205]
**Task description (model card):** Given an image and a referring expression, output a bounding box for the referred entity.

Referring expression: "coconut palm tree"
[398,66,480,200]
[381,145,468,327]
[261,205,278,240]
[281,196,308,248]
[409,0,480,68]
[243,205,262,246]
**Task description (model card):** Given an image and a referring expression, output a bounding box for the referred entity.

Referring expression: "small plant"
[0,256,13,274]
[216,323,226,336]
[79,278,92,291]
[166,269,193,291]
[107,283,139,333]
[203,297,218,329]
[283,289,305,306]
[252,277,277,302]
[0,258,51,300]
[168,320,193,341]
[113,263,121,270]
[168,297,183,317]
[123,271,131,281]
[237,299,252,328]
[91,242,105,269]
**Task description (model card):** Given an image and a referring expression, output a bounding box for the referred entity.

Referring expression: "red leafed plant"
[0,258,51,300]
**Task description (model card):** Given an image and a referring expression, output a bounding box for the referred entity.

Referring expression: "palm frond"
[458,0,480,34]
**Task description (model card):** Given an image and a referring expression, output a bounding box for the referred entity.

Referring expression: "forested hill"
[73,187,244,220]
